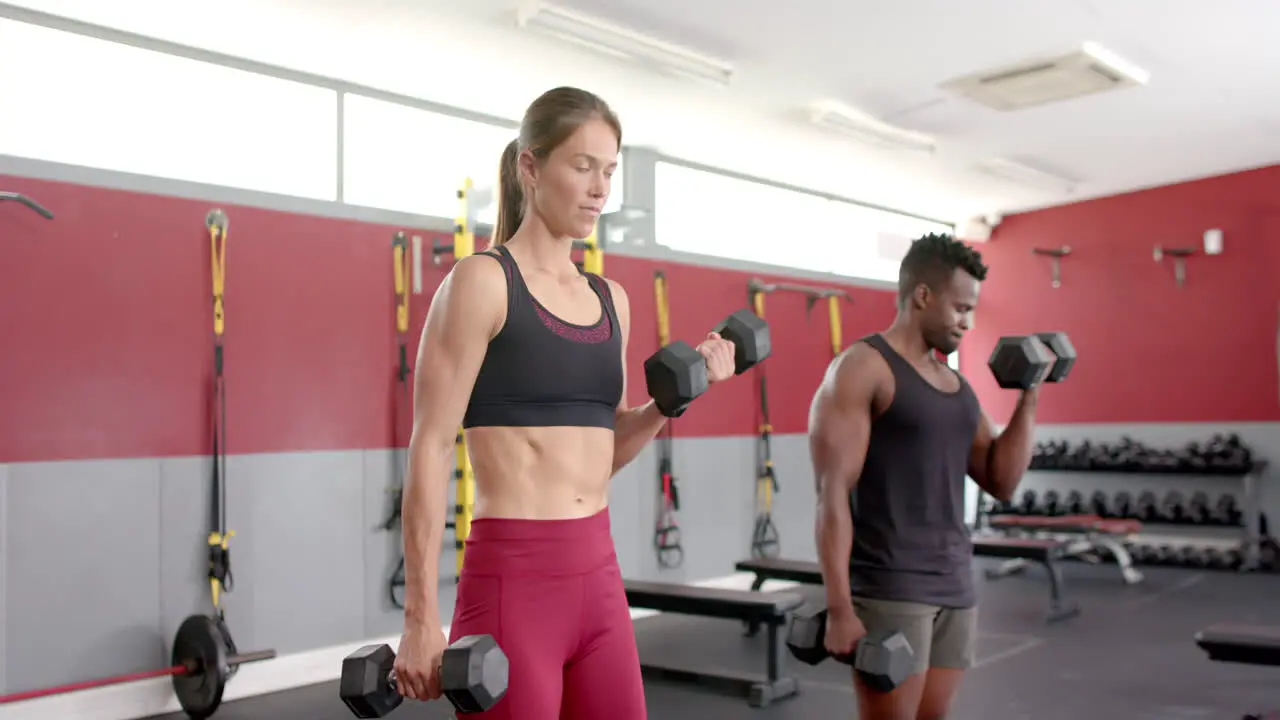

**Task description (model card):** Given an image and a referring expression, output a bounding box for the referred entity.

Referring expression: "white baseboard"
[0,572,800,720]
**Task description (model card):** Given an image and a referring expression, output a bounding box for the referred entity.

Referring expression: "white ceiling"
[7,0,1280,223]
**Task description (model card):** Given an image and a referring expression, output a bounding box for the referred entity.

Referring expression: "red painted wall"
[962,165,1280,425]
[0,174,898,463]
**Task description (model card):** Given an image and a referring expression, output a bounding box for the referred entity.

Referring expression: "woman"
[392,86,740,719]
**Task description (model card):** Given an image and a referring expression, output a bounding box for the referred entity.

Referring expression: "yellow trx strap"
[581,229,603,275]
[393,232,412,369]
[748,286,780,558]
[430,178,476,264]
[385,231,412,608]
[571,223,604,275]
[652,270,683,569]
[450,180,477,577]
[827,294,843,358]
[205,209,235,617]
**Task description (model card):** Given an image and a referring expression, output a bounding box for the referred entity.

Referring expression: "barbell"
[0,614,274,719]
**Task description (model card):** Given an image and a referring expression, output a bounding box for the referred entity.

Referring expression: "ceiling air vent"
[938,42,1149,111]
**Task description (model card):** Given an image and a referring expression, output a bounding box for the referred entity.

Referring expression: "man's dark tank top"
[848,333,981,608]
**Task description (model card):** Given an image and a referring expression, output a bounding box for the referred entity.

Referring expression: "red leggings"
[448,508,646,718]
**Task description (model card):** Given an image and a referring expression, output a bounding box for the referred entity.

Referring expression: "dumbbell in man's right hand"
[824,605,867,660]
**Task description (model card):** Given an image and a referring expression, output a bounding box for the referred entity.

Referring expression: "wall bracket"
[1031,245,1071,288]
[1153,245,1197,288]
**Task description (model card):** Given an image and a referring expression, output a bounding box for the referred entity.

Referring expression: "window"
[342,95,511,218]
[0,19,338,200]
[342,95,624,225]
[654,162,829,269]
[810,198,954,283]
[655,161,953,282]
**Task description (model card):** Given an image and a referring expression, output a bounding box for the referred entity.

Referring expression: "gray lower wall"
[0,433,819,695]
[1,423,1277,695]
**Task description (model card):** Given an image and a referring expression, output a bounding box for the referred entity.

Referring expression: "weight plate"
[171,614,229,719]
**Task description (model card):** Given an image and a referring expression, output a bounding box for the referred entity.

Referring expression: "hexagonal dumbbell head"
[440,634,509,713]
[784,604,830,666]
[644,341,709,418]
[854,629,915,693]
[1035,332,1076,383]
[712,309,772,375]
[339,644,401,718]
[987,335,1055,390]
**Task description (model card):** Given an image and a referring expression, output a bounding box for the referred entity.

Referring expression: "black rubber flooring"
[149,561,1280,719]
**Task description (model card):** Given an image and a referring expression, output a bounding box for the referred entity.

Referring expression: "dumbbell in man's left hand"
[695,332,737,384]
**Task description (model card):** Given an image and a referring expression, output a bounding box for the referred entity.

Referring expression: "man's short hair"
[897,233,989,305]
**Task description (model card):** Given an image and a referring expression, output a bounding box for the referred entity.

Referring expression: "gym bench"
[986,514,1145,585]
[974,536,1082,623]
[1195,623,1280,667]
[736,542,1084,627]
[624,580,803,708]
[1195,624,1280,720]
[733,557,821,639]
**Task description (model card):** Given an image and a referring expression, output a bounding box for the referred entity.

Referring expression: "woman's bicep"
[411,256,504,449]
[607,278,632,410]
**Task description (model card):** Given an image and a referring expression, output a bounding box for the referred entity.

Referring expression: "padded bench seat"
[1195,623,1280,667]
[734,557,823,590]
[626,580,803,620]
[973,535,1072,560]
[624,579,803,707]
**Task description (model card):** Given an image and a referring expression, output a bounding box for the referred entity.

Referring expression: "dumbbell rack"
[979,460,1270,572]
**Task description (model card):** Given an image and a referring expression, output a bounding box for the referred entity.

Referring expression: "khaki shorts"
[851,596,977,676]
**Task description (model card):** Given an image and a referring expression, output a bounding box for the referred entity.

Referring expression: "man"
[808,233,1039,720]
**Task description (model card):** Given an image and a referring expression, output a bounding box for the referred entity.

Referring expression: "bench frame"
[974,537,1082,623]
[626,582,800,708]
[735,541,1083,628]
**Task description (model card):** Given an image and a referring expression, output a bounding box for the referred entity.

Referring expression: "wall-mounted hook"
[1031,246,1072,288]
[1153,245,1197,288]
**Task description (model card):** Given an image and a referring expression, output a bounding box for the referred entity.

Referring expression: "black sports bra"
[462,245,624,430]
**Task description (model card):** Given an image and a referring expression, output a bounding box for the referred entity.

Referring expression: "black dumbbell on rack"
[1212,494,1242,526]
[1088,490,1111,517]
[1161,491,1185,523]
[1130,544,1158,564]
[1017,490,1039,515]
[1135,491,1161,522]
[1111,491,1134,519]
[1179,546,1210,568]
[1041,490,1062,516]
[1185,492,1211,524]
[1063,490,1085,515]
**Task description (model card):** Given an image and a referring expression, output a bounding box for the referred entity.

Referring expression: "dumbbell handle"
[385,657,446,693]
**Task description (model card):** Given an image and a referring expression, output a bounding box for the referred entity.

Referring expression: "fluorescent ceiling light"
[515,0,734,86]
[808,100,936,153]
[977,158,1079,193]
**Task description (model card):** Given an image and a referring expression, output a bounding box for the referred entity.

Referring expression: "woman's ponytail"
[492,139,523,245]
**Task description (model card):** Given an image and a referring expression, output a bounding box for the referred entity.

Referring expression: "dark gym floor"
[148,561,1280,719]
